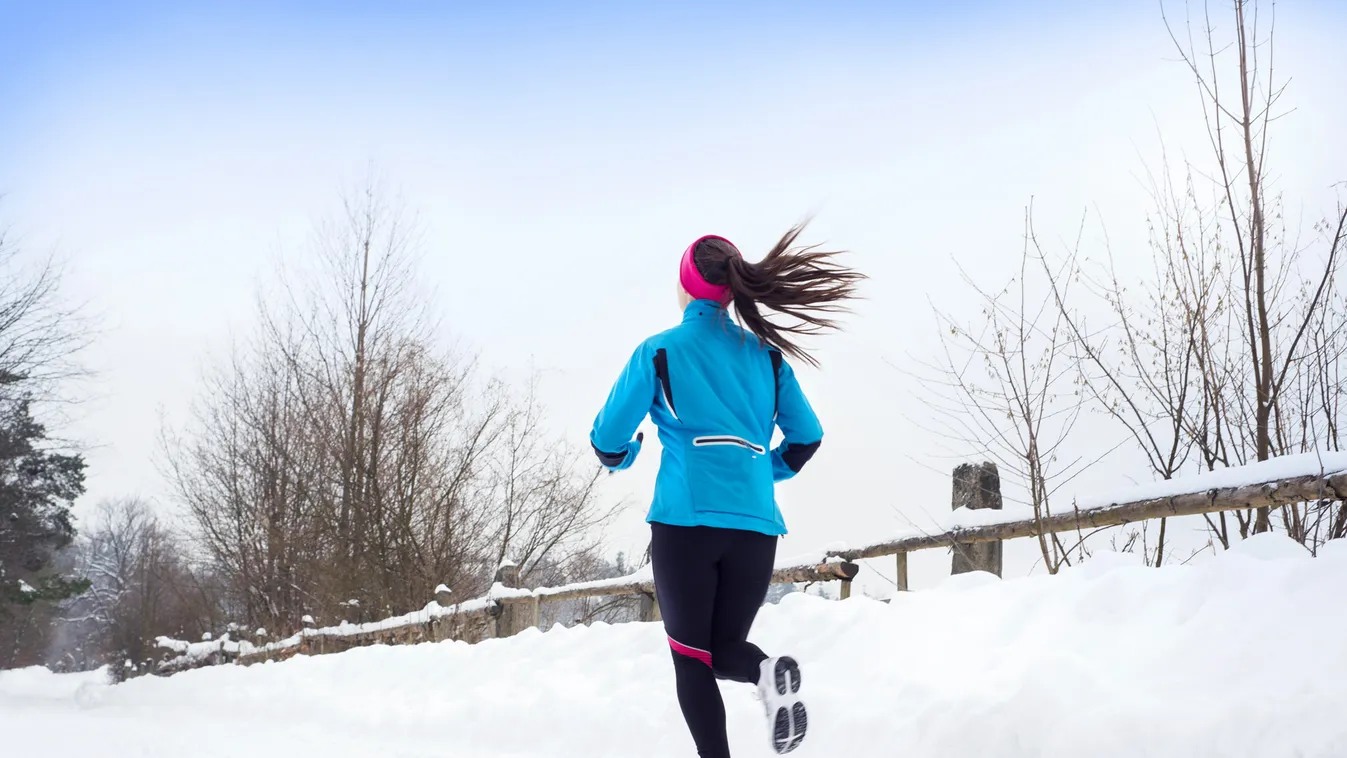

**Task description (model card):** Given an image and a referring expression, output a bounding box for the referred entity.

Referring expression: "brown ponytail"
[692,222,864,367]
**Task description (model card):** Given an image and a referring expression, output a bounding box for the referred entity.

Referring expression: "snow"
[1072,450,1347,509]
[154,454,1347,670]
[160,592,507,660]
[1226,530,1313,561]
[487,581,534,601]
[789,452,1347,561]
[155,634,237,661]
[159,564,791,661]
[533,566,654,598]
[17,579,36,595]
[0,666,109,701]
[7,533,1346,757]
[434,584,451,596]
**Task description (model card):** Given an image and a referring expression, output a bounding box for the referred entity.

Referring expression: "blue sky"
[4,0,1127,142]
[3,1,1346,593]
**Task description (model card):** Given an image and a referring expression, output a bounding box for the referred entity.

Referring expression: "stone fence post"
[951,462,1003,576]
[494,561,539,638]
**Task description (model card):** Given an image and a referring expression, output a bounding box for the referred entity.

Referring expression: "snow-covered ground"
[5,532,1346,758]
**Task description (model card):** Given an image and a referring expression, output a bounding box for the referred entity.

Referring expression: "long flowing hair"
[692,222,864,367]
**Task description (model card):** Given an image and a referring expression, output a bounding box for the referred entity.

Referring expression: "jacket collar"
[682,299,727,323]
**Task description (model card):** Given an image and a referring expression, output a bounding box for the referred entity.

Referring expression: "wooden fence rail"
[156,457,1347,674]
[841,466,1347,590]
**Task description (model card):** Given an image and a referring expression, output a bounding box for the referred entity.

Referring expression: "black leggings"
[650,522,778,758]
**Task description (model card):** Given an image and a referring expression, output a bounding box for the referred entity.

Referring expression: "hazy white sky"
[4,1,1345,596]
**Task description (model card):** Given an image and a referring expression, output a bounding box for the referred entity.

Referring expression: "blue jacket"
[589,299,823,536]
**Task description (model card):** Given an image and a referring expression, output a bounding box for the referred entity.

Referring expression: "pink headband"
[679,234,740,303]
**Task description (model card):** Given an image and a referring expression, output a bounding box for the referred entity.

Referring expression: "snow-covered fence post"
[494,561,539,638]
[298,614,317,654]
[951,462,1003,577]
[429,586,455,642]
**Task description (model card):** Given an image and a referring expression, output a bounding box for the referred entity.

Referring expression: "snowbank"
[0,666,109,700]
[7,532,1347,757]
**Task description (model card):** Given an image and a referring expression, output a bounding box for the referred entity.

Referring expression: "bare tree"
[1160,0,1346,535]
[163,321,323,633]
[165,176,618,635]
[914,209,1093,574]
[488,375,614,586]
[54,498,224,676]
[934,0,1347,563]
[0,216,91,403]
[1033,161,1218,564]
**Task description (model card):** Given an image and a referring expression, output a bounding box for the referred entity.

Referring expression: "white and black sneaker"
[757,656,807,754]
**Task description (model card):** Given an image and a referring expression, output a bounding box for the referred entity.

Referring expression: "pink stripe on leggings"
[668,636,713,667]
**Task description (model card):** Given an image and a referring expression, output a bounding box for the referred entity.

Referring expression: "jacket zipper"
[692,435,767,455]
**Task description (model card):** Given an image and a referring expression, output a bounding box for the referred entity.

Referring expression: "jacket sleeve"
[770,354,823,482]
[589,341,656,471]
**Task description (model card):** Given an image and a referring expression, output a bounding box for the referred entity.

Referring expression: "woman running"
[588,224,863,757]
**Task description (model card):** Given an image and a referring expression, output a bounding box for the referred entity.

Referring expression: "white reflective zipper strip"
[661,383,680,421]
[692,436,767,455]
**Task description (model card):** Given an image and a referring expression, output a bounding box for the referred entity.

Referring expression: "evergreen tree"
[0,379,89,614]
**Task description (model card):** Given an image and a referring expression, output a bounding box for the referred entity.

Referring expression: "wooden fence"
[156,458,1347,674]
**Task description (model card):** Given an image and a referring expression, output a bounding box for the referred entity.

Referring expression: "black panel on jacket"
[781,440,820,473]
[654,348,677,418]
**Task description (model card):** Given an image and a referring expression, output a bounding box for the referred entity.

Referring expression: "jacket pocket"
[692,435,767,455]
[685,435,773,518]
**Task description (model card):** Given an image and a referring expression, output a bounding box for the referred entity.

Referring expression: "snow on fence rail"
[155,452,1347,675]
[153,557,857,673]
[829,452,1347,589]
